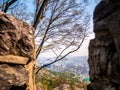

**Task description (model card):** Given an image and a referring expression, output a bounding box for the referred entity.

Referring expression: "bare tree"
[0,0,18,13]
[32,0,48,29]
[0,0,34,23]
[10,2,32,21]
[0,0,90,74]
[35,0,90,74]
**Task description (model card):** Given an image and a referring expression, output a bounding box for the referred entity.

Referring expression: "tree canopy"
[0,0,91,73]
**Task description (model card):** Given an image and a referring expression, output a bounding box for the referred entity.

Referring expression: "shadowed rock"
[88,0,120,90]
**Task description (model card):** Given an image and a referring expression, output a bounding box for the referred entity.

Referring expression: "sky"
[25,0,98,58]
[73,0,97,57]
[39,0,98,58]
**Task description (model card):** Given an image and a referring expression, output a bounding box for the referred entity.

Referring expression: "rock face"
[88,0,120,90]
[0,12,36,90]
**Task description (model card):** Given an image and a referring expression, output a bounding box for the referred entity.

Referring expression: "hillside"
[36,69,89,90]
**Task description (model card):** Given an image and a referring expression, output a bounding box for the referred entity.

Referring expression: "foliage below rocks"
[36,69,88,90]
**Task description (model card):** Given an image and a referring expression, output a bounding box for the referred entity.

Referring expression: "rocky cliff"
[88,0,120,90]
[0,12,36,90]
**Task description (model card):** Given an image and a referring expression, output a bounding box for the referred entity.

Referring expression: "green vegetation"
[37,69,88,90]
[50,70,80,84]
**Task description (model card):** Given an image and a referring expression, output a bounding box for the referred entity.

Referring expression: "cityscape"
[37,56,89,80]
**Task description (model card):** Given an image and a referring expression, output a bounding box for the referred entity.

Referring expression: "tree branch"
[33,0,48,29]
[3,0,17,13]
[35,35,86,74]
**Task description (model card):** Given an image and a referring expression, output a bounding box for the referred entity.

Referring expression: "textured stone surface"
[88,0,120,90]
[0,64,28,90]
[0,12,36,90]
[0,12,34,58]
[0,55,29,65]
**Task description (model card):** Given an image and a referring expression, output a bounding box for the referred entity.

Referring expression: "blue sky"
[39,0,98,57]
[25,0,98,57]
[75,0,98,57]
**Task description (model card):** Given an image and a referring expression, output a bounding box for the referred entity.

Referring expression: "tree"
[0,0,90,74]
[10,2,32,21]
[35,0,90,74]
[0,0,18,13]
[33,0,48,29]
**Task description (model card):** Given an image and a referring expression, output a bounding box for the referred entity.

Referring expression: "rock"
[36,83,47,90]
[0,12,35,58]
[0,55,29,65]
[88,0,120,90]
[0,64,28,90]
[0,12,36,90]
[53,84,70,90]
[53,84,84,90]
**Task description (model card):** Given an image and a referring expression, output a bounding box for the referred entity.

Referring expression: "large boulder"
[0,12,36,90]
[88,0,120,90]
